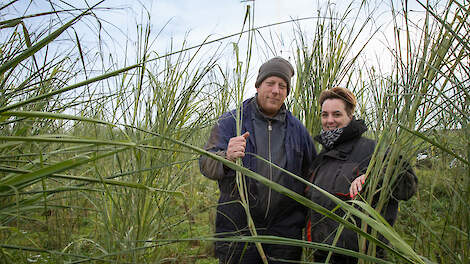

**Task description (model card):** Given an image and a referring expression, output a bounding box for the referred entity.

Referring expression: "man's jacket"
[199,97,316,239]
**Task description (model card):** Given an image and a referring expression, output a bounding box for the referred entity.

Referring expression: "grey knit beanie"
[255,56,294,94]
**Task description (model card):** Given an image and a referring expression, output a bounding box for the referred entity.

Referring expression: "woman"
[305,87,417,263]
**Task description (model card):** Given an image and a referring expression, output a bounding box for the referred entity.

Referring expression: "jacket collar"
[242,97,291,150]
[316,118,367,160]
[315,117,367,150]
[322,139,357,160]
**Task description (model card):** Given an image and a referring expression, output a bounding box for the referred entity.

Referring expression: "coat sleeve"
[303,133,317,180]
[199,115,235,180]
[391,160,418,201]
[369,144,418,201]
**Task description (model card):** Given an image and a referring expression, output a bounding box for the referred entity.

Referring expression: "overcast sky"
[91,0,332,93]
[6,0,427,63]
[106,0,319,42]
[97,0,326,63]
[6,0,427,95]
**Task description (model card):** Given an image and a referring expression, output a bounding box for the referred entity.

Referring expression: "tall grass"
[290,0,378,138]
[358,1,469,262]
[0,2,218,262]
[0,0,468,263]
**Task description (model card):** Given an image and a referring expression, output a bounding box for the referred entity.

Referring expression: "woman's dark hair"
[319,87,357,117]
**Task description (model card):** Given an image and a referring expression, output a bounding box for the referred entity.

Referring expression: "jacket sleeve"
[369,145,418,201]
[304,143,317,181]
[391,160,418,201]
[199,116,235,180]
[301,125,317,180]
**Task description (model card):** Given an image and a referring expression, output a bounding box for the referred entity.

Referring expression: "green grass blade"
[0,148,123,193]
[0,244,112,263]
[0,1,104,76]
[0,63,141,113]
[0,135,182,152]
[398,124,469,166]
[416,0,470,53]
[0,111,115,126]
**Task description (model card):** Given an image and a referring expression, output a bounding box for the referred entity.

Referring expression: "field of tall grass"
[0,0,468,263]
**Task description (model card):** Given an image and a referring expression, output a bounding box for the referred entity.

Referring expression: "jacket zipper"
[265,120,272,219]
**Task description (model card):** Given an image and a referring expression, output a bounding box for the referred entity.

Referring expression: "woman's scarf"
[315,117,368,150]
[319,128,344,149]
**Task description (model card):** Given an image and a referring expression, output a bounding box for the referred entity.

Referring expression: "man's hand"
[349,174,366,199]
[226,132,250,162]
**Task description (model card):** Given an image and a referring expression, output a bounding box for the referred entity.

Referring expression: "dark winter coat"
[306,118,417,259]
[200,97,316,242]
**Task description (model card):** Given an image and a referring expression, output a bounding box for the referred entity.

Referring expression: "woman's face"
[321,98,352,131]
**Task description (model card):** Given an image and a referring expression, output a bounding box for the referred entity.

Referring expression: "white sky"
[93,0,332,95]
[99,0,325,62]
[108,0,319,43]
[4,0,428,97]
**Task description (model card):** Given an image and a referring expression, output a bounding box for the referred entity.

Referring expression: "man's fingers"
[242,131,250,139]
[227,148,245,161]
[226,133,249,161]
[229,133,248,146]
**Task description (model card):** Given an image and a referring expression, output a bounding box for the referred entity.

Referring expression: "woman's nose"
[326,115,334,123]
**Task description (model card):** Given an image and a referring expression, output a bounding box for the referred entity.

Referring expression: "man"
[199,57,316,263]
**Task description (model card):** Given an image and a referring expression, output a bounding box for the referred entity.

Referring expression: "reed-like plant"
[0,0,468,263]
[290,1,379,138]
[0,2,218,262]
[356,0,469,263]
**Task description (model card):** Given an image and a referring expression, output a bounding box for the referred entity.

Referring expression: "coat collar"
[321,138,358,160]
[242,97,291,150]
[315,118,367,151]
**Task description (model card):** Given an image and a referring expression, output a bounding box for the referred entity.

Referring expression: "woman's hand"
[349,174,366,198]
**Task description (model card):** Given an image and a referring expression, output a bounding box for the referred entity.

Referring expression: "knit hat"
[255,57,295,94]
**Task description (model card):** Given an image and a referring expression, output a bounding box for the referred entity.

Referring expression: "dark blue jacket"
[200,97,316,239]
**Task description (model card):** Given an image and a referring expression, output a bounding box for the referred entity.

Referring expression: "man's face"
[256,76,288,117]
